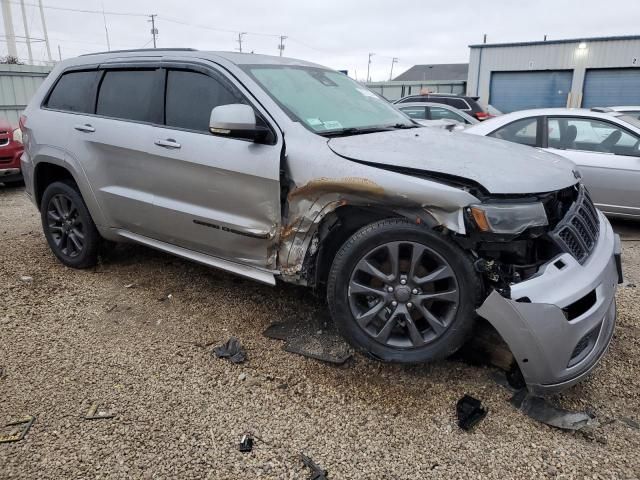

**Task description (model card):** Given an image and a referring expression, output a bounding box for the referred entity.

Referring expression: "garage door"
[489,71,573,113]
[582,68,640,107]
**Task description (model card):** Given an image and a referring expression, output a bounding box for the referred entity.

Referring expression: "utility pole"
[389,57,398,81]
[366,53,375,82]
[102,2,111,51]
[237,32,246,53]
[278,35,287,57]
[1,0,18,59]
[19,0,32,64]
[148,14,158,48]
[57,44,61,61]
[37,0,52,62]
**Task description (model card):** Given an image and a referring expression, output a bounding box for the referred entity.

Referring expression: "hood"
[327,127,578,194]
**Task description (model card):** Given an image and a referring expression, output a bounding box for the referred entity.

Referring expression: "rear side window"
[96,69,160,123]
[46,70,100,113]
[442,98,470,110]
[165,70,243,132]
[489,117,539,147]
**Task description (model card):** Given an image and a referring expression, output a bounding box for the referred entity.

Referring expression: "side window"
[96,69,160,123]
[444,98,470,110]
[399,107,427,120]
[428,106,466,123]
[489,117,538,147]
[46,71,100,113]
[165,70,243,132]
[549,117,640,156]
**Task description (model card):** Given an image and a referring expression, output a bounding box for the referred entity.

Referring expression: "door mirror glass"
[210,104,262,141]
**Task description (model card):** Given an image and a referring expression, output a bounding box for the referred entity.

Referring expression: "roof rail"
[590,107,614,113]
[80,48,198,57]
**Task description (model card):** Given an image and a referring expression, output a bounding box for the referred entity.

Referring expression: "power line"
[6,0,146,17]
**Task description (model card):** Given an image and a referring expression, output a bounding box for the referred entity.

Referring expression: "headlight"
[12,127,22,144]
[469,202,548,235]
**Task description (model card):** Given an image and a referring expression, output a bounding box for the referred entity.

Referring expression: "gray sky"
[4,0,640,80]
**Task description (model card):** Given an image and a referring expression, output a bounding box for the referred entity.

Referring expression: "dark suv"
[394,94,491,121]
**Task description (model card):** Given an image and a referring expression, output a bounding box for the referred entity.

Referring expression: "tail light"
[474,112,492,121]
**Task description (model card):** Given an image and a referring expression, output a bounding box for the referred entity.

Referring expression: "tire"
[40,180,100,269]
[327,218,482,363]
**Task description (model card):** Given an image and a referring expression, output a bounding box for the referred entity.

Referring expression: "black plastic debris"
[301,453,328,480]
[213,337,246,364]
[264,315,352,365]
[456,395,487,431]
[510,389,594,430]
[239,434,253,453]
[0,416,35,443]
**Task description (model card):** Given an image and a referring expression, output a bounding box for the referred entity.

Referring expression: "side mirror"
[209,104,268,142]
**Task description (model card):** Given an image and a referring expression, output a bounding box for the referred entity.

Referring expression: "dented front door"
[146,66,281,269]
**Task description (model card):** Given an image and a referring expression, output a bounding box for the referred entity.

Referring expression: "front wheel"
[327,218,481,363]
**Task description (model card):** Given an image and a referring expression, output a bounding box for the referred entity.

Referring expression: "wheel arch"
[32,157,106,228]
[297,204,442,291]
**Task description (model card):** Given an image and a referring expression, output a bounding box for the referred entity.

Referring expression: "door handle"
[154,138,181,149]
[74,124,95,133]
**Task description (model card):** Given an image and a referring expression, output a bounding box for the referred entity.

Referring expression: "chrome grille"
[551,186,600,264]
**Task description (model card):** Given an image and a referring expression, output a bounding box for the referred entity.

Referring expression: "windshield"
[616,114,640,129]
[242,65,413,134]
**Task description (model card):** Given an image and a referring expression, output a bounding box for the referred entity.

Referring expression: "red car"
[0,119,24,186]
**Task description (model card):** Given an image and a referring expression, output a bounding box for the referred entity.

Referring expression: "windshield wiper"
[319,124,416,137]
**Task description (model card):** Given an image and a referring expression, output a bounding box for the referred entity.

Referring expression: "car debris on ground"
[239,434,254,453]
[213,337,247,364]
[510,390,594,431]
[300,453,328,480]
[84,402,115,420]
[263,312,352,365]
[456,395,488,431]
[0,416,36,443]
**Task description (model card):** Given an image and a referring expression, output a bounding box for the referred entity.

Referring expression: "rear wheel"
[327,218,481,363]
[41,180,100,269]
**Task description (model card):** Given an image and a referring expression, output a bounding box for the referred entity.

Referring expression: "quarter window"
[489,117,539,147]
[548,117,640,156]
[96,69,160,123]
[46,70,101,113]
[165,70,243,132]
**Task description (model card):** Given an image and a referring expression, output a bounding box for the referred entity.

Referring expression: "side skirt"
[114,229,277,286]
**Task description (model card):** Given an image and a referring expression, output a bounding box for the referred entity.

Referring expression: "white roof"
[465,107,640,135]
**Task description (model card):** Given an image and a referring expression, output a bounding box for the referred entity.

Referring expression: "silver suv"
[20,49,621,394]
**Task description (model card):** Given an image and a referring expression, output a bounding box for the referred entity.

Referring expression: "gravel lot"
[1,185,639,479]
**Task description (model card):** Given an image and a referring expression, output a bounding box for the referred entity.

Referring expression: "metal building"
[467,35,640,113]
[0,64,52,125]
[365,63,468,101]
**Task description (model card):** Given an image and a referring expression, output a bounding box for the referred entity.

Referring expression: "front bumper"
[0,143,24,184]
[0,167,22,183]
[477,211,619,395]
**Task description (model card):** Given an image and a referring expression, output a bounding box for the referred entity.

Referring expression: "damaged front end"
[470,185,621,395]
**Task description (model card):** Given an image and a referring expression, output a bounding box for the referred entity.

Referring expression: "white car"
[465,108,640,219]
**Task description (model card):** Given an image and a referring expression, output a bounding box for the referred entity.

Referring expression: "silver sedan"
[465,107,640,220]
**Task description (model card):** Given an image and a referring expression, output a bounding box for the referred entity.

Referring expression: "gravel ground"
[1,185,639,479]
